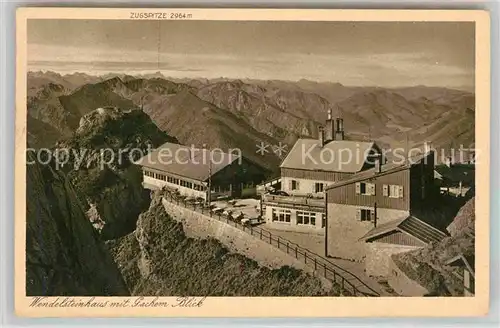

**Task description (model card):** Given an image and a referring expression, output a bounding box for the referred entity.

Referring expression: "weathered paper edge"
[14,7,491,318]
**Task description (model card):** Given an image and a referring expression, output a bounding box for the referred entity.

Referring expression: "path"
[264,226,394,296]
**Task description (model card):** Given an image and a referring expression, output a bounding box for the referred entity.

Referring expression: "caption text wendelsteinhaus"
[29,296,206,308]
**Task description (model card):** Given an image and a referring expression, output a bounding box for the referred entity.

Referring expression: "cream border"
[15,8,490,317]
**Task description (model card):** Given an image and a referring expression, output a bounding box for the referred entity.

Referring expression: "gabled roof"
[360,215,448,245]
[135,142,240,181]
[435,164,475,185]
[280,138,377,173]
[445,253,475,277]
[326,151,432,191]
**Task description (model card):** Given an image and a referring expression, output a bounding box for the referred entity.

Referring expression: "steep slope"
[143,90,281,172]
[334,89,475,151]
[58,77,138,130]
[26,152,129,296]
[27,115,62,149]
[107,192,342,296]
[196,80,328,143]
[392,198,475,296]
[27,71,100,97]
[27,82,75,137]
[56,107,178,240]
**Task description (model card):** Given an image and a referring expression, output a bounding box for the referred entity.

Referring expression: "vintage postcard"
[15,8,490,317]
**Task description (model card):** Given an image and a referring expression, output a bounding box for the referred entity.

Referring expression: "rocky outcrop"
[392,197,475,296]
[55,107,177,240]
[107,192,342,296]
[26,153,129,296]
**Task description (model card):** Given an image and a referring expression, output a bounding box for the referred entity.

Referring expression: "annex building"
[136,142,266,201]
[325,150,447,275]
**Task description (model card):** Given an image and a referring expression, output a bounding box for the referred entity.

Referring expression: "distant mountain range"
[27,71,475,170]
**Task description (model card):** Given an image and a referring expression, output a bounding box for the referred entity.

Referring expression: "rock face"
[55,107,177,240]
[26,152,129,296]
[107,192,342,296]
[392,197,475,296]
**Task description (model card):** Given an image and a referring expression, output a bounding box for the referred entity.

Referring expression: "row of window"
[286,179,403,198]
[297,211,316,225]
[271,209,326,227]
[143,169,206,191]
[355,182,404,198]
[289,180,325,193]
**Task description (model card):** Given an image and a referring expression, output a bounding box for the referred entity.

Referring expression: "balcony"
[262,194,325,209]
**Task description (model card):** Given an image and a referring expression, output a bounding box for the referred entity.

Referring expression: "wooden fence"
[163,193,380,297]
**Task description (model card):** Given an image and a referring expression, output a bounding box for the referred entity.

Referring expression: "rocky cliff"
[392,198,475,296]
[26,152,129,296]
[56,106,177,240]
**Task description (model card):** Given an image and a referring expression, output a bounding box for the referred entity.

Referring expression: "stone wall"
[162,198,318,273]
[326,203,408,261]
[387,257,429,296]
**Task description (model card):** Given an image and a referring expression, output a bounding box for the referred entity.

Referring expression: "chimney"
[318,126,325,147]
[335,118,345,141]
[325,109,334,142]
[374,154,382,173]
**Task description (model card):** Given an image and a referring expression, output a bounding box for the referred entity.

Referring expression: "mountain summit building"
[261,110,383,233]
[136,142,266,200]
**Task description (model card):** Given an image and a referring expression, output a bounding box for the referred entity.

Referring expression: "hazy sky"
[28,20,475,90]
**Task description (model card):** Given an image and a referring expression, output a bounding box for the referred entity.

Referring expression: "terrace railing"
[162,192,381,297]
[262,194,325,208]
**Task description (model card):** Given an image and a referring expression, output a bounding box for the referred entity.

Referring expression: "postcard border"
[14,7,491,318]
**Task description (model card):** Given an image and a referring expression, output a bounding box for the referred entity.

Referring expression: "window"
[383,184,404,198]
[297,211,317,226]
[290,180,299,190]
[356,182,375,195]
[314,182,324,193]
[360,182,366,194]
[321,213,326,228]
[272,208,291,223]
[357,209,373,222]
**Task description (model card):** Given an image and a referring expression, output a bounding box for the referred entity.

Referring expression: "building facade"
[262,110,383,233]
[325,151,441,262]
[262,194,326,233]
[137,142,266,201]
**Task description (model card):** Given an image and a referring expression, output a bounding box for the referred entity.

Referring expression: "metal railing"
[162,193,380,296]
[262,194,325,208]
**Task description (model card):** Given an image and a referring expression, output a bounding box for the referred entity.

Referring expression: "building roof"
[445,253,475,277]
[360,215,448,245]
[326,151,432,191]
[435,164,475,186]
[135,142,240,182]
[280,138,377,173]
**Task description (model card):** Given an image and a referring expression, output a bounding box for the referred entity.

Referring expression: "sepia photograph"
[14,8,491,317]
